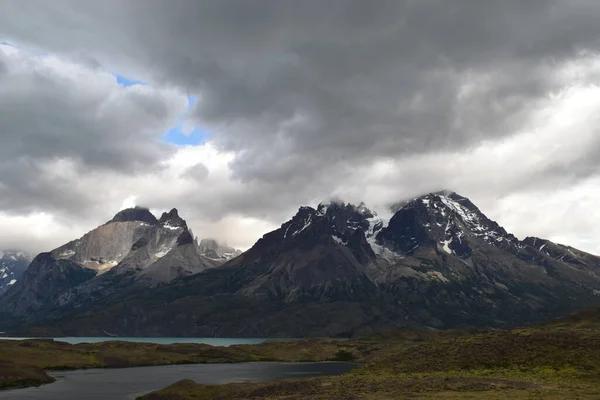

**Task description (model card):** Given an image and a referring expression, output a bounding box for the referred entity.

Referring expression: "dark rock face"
[6,191,600,338]
[108,207,158,225]
[0,253,96,317]
[0,207,220,328]
[159,208,187,228]
[176,230,194,246]
[0,251,32,294]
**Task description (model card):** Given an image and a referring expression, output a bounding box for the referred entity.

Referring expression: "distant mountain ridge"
[196,238,242,261]
[0,250,32,294]
[3,192,600,337]
[0,207,221,322]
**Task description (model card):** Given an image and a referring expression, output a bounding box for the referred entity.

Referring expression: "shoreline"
[0,337,363,391]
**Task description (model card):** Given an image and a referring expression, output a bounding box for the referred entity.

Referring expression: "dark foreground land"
[140,308,600,400]
[3,308,600,399]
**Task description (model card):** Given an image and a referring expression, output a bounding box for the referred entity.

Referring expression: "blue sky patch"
[162,95,210,146]
[115,75,147,87]
[112,72,207,146]
[162,125,209,146]
[188,95,198,108]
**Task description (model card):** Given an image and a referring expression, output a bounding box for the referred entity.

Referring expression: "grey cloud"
[3,2,600,184]
[0,50,180,173]
[0,46,186,216]
[2,1,600,253]
[182,163,209,181]
[0,159,93,216]
[2,0,591,186]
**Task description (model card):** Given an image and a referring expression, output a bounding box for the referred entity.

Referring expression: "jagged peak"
[198,237,219,247]
[159,208,187,229]
[316,198,345,215]
[390,190,470,212]
[0,250,31,260]
[382,190,519,257]
[316,198,375,218]
[355,202,377,218]
[197,237,242,260]
[108,206,158,225]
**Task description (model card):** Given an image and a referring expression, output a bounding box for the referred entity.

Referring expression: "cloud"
[1,2,600,255]
[0,44,187,215]
[4,1,600,184]
[181,163,210,182]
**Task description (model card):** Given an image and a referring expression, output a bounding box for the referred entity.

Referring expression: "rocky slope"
[5,191,600,337]
[0,250,31,294]
[0,207,220,326]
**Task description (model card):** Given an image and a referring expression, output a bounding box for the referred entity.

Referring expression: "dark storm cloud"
[0,58,7,77]
[0,159,92,214]
[4,0,599,184]
[0,45,187,215]
[2,1,600,253]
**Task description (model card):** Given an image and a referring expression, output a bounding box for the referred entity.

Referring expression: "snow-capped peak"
[0,250,31,293]
[283,207,315,238]
[316,198,345,216]
[356,202,372,215]
[395,191,518,254]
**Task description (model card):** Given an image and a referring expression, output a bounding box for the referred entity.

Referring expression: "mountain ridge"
[0,207,221,324]
[3,191,600,337]
[0,250,32,295]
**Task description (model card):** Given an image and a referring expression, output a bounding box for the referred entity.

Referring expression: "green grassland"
[4,307,600,398]
[139,310,600,399]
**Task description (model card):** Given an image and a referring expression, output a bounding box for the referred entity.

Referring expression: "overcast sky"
[1,1,600,255]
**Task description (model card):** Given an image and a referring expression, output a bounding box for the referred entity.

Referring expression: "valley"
[140,308,600,399]
[3,307,600,398]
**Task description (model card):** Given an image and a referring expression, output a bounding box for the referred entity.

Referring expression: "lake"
[0,362,357,400]
[0,337,281,346]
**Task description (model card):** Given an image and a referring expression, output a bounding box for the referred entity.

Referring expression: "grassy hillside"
[4,307,600,397]
[139,315,600,399]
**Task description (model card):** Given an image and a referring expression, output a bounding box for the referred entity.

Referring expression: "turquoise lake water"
[0,337,285,346]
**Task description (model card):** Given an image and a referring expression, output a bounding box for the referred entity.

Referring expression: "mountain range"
[1,191,600,337]
[0,250,32,295]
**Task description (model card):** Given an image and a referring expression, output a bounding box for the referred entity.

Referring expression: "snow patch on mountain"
[332,235,346,245]
[162,223,181,231]
[59,249,76,258]
[0,250,32,293]
[291,215,313,238]
[155,248,171,258]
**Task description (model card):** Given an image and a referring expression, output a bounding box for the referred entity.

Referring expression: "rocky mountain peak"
[374,191,520,258]
[275,201,377,265]
[520,236,598,267]
[197,238,242,261]
[0,250,31,262]
[0,250,32,294]
[159,208,187,229]
[108,206,158,225]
